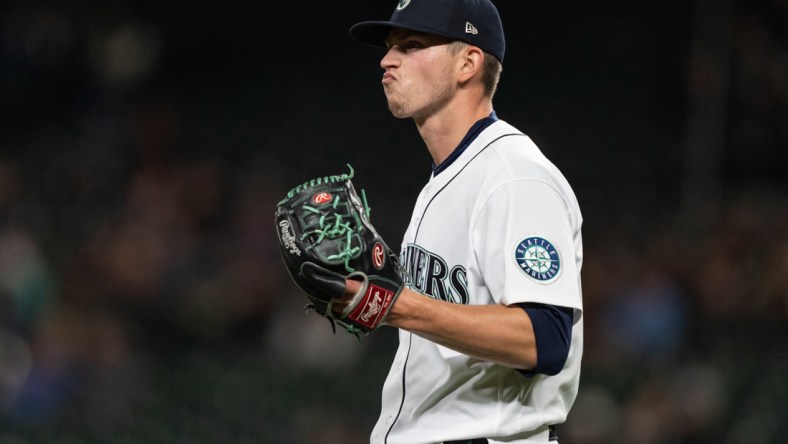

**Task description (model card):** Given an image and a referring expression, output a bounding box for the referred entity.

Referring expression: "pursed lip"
[382,71,396,85]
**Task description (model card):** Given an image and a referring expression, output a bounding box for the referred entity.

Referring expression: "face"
[380,29,458,120]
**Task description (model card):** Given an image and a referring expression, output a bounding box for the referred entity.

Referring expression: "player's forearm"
[386,287,538,370]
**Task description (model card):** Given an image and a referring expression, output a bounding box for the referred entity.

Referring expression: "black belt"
[444,425,557,443]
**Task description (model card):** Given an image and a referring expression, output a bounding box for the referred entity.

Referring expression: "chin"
[387,104,411,119]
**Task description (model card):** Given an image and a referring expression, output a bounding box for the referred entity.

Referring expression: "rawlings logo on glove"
[278,221,301,256]
[274,165,405,338]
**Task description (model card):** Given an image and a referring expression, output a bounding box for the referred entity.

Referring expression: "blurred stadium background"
[0,0,786,443]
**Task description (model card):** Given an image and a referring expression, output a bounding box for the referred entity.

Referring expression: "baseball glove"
[274,165,404,338]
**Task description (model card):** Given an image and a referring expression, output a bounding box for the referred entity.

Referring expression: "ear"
[456,46,484,84]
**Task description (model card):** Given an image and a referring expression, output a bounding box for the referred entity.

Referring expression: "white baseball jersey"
[370,120,584,444]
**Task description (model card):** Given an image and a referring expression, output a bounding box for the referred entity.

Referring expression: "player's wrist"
[382,287,422,329]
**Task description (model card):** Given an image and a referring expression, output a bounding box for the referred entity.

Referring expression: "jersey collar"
[432,111,498,176]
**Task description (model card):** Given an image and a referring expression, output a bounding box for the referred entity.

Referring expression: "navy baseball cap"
[350,0,505,63]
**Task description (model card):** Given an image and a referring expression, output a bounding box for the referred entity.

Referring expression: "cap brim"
[350,20,456,49]
[349,21,395,48]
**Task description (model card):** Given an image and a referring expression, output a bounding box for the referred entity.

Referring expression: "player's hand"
[329,278,364,315]
[299,262,401,335]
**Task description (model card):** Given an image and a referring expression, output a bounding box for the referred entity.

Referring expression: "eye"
[384,35,427,52]
[404,40,424,51]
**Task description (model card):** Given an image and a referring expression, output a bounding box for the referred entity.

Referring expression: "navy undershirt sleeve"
[515,303,573,376]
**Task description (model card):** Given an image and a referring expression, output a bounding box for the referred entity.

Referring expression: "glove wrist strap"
[342,272,401,331]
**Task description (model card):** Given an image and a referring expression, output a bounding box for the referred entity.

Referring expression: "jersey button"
[386,415,394,424]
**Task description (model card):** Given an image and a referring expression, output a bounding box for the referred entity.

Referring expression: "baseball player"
[343,1,584,443]
[280,0,584,442]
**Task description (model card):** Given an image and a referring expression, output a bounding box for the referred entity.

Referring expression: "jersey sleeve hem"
[501,290,583,319]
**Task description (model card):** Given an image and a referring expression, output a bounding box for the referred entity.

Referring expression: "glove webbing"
[301,192,370,273]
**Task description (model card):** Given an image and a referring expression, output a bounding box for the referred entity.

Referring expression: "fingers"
[345,278,363,297]
[331,278,364,315]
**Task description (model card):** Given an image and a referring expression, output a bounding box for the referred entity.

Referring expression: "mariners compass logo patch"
[515,236,561,283]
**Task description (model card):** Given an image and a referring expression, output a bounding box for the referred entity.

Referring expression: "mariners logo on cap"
[396,0,411,10]
[515,236,561,283]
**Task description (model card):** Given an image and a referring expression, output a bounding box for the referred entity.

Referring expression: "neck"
[415,96,493,166]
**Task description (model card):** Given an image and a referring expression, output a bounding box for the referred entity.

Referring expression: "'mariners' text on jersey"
[402,244,469,305]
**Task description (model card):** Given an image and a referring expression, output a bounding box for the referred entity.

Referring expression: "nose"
[380,47,399,70]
